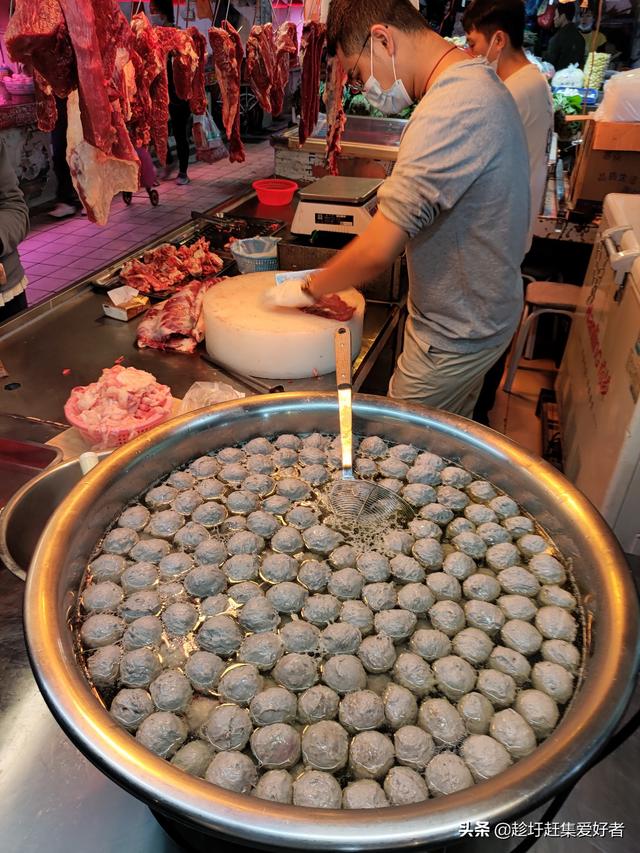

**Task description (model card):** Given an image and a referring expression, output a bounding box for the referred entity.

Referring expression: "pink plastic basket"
[64,393,174,449]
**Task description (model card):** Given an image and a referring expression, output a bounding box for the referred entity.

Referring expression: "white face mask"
[485,33,503,73]
[363,40,413,116]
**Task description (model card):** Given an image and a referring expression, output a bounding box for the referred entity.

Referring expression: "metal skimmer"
[328,326,415,528]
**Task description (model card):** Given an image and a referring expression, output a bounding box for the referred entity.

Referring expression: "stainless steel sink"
[0,437,62,509]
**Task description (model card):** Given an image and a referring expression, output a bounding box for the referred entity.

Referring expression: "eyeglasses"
[346,34,370,95]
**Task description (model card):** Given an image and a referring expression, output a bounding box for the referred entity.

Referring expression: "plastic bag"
[193,111,228,163]
[178,381,244,415]
[594,69,640,123]
[230,237,281,274]
[552,64,585,88]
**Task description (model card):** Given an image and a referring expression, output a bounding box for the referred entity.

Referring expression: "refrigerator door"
[556,194,640,550]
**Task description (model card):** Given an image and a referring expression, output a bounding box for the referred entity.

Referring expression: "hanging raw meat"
[33,70,58,132]
[271,22,298,117]
[221,20,246,164]
[131,12,169,165]
[156,27,199,102]
[6,0,77,98]
[188,28,207,116]
[323,56,346,176]
[131,13,165,157]
[66,89,139,226]
[299,21,326,144]
[209,24,245,164]
[246,23,277,114]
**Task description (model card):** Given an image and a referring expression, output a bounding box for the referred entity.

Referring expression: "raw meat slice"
[301,294,355,322]
[131,13,165,156]
[323,56,346,176]
[33,70,58,132]
[221,20,246,164]
[66,90,139,226]
[6,0,77,98]
[271,22,298,117]
[246,24,276,114]
[188,28,208,115]
[128,50,152,147]
[208,27,239,139]
[209,24,245,164]
[58,0,116,154]
[156,27,199,102]
[299,22,326,144]
[136,278,220,354]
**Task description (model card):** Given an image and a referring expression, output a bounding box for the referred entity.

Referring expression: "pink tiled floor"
[22,141,275,306]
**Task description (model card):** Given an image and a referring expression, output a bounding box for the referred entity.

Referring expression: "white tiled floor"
[21,140,275,305]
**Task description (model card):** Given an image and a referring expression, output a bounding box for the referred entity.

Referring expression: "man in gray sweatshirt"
[0,138,29,323]
[267,0,530,419]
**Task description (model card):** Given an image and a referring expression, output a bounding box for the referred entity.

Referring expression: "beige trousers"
[388,318,509,420]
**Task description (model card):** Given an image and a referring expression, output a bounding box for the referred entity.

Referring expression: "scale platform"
[291,176,384,237]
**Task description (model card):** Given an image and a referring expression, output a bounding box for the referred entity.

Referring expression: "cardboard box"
[102,295,149,321]
[569,120,640,204]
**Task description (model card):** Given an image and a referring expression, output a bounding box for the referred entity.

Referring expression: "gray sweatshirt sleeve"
[0,139,29,258]
[378,73,495,239]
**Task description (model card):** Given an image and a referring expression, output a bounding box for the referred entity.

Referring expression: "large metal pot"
[25,393,640,851]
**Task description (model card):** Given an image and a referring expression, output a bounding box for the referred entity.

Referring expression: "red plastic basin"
[253,179,298,206]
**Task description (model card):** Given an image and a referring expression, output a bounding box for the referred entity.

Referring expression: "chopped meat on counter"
[136,277,220,354]
[301,294,355,322]
[324,57,347,176]
[299,22,326,144]
[120,238,223,295]
[271,22,298,118]
[65,365,172,437]
[246,23,277,114]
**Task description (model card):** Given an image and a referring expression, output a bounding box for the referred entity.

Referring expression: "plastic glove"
[263,278,315,308]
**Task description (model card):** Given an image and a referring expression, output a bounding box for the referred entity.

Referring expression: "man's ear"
[371,23,396,57]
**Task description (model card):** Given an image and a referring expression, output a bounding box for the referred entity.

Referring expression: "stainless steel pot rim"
[24,393,640,850]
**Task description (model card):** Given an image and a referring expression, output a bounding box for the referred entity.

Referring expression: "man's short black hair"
[326,0,429,57]
[559,2,577,22]
[462,0,525,49]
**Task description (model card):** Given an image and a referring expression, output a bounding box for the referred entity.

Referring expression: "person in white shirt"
[463,0,553,249]
[463,0,554,424]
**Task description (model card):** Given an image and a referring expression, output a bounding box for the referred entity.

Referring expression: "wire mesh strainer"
[328,327,415,528]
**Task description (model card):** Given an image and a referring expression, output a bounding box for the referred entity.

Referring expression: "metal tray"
[90,214,284,296]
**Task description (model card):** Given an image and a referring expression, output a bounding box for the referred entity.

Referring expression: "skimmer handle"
[335,327,354,479]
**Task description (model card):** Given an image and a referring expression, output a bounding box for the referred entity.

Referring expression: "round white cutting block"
[203,271,365,380]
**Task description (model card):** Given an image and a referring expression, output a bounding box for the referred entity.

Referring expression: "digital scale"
[291,176,384,237]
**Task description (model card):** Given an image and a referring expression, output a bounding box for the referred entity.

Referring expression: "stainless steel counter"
[0,192,402,423]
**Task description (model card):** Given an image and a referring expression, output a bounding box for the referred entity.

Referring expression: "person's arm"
[307,211,408,299]
[268,69,495,307]
[0,140,29,258]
